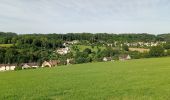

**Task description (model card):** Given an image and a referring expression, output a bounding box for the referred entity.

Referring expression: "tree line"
[0,32,168,44]
[1,32,170,65]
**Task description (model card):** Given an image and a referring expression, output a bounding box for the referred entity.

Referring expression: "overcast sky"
[0,0,170,34]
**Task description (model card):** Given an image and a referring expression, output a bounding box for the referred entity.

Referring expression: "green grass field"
[75,45,106,52]
[0,44,13,48]
[1,57,170,100]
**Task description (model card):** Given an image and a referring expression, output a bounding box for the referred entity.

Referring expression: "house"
[42,60,60,67]
[56,47,70,55]
[22,63,39,69]
[10,65,16,70]
[63,41,79,47]
[41,61,51,67]
[5,65,10,71]
[65,40,79,45]
[66,59,74,65]
[29,63,39,68]
[103,57,113,62]
[0,64,6,71]
[107,44,113,47]
[119,54,131,61]
[22,64,30,69]
[0,64,16,71]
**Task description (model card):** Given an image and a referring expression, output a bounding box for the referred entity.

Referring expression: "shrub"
[149,46,165,57]
[14,66,22,71]
[83,48,92,54]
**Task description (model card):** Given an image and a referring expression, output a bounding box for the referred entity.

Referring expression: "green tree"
[5,48,18,64]
[163,43,170,49]
[122,45,129,51]
[83,48,92,54]
[149,46,164,57]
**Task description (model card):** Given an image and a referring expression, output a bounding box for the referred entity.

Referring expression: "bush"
[122,45,129,51]
[83,48,92,54]
[166,49,170,56]
[149,46,165,57]
[163,43,170,49]
[14,66,22,71]
[130,51,142,59]
[75,57,87,64]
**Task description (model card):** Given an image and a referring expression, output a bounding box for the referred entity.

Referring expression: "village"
[0,41,131,72]
[0,40,167,72]
[0,39,168,72]
[0,54,131,72]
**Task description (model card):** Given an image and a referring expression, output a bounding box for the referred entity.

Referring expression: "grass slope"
[1,57,170,100]
[76,45,105,52]
[0,44,13,48]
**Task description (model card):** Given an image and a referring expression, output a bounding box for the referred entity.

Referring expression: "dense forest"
[1,32,170,65]
[0,32,166,44]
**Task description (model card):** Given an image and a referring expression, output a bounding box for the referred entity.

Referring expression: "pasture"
[0,44,13,48]
[1,57,170,99]
[129,48,150,53]
[75,45,106,52]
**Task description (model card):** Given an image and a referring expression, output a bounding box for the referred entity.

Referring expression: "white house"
[22,64,31,69]
[67,40,79,45]
[119,54,131,61]
[107,44,113,47]
[22,63,39,69]
[0,65,6,71]
[42,60,60,67]
[10,65,16,70]
[66,59,74,65]
[5,66,10,71]
[0,64,16,72]
[103,57,112,62]
[42,61,52,67]
[57,47,70,55]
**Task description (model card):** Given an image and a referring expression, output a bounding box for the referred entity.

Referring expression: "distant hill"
[0,32,17,37]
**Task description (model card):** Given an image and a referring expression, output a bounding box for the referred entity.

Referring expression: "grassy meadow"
[1,57,170,99]
[0,44,13,48]
[75,45,106,52]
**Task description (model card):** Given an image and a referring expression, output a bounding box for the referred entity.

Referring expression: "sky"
[0,0,170,34]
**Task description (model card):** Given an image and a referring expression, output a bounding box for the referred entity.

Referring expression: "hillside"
[1,57,170,100]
